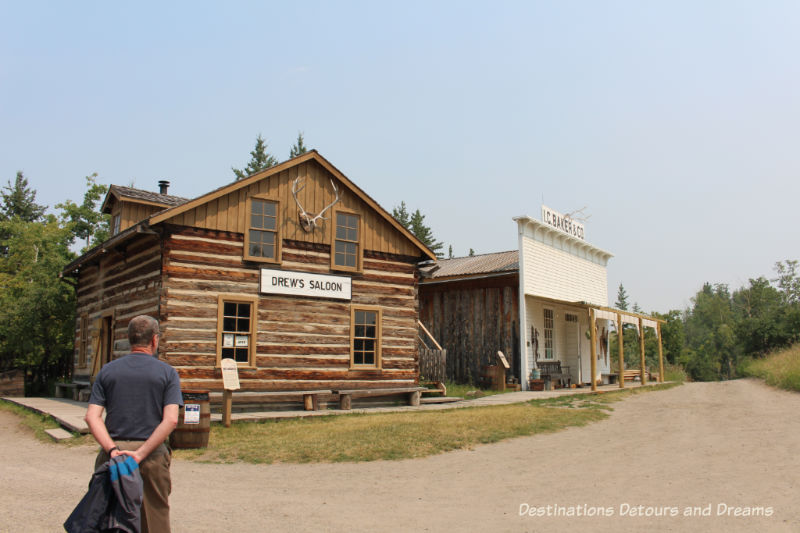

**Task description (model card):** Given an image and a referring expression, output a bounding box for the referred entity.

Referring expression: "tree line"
[0,172,109,394]
[612,261,800,381]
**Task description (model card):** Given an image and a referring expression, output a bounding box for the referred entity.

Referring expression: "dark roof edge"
[60,222,155,277]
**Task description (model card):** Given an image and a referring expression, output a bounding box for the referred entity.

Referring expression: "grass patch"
[663,363,688,383]
[529,382,679,410]
[442,381,507,398]
[177,406,606,464]
[0,399,93,446]
[740,344,800,392]
[176,383,679,464]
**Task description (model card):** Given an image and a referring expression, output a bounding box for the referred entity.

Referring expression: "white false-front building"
[515,207,663,391]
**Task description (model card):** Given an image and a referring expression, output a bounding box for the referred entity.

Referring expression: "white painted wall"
[519,230,610,307]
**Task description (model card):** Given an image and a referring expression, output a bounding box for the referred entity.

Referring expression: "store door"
[564,313,581,384]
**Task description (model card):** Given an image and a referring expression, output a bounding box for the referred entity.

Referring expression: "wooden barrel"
[170,389,211,449]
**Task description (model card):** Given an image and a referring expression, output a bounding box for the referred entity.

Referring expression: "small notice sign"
[221,358,241,391]
[497,351,510,369]
[184,403,200,424]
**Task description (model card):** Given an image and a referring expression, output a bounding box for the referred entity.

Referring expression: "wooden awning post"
[638,317,647,385]
[617,313,625,389]
[222,389,233,428]
[589,308,597,392]
[657,322,665,383]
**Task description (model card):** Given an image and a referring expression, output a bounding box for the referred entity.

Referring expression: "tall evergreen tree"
[469,248,475,257]
[1,171,46,222]
[448,245,453,259]
[615,283,629,311]
[392,201,411,228]
[392,202,444,258]
[232,135,277,180]
[409,209,444,258]
[289,132,308,158]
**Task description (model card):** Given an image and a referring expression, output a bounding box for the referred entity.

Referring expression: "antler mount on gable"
[291,176,341,232]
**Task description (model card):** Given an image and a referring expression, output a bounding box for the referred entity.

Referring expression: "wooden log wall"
[419,275,520,385]
[161,225,421,391]
[73,234,163,379]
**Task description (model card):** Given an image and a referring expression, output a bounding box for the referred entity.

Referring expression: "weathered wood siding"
[73,235,163,380]
[419,275,520,384]
[162,160,421,258]
[119,203,164,233]
[160,225,420,391]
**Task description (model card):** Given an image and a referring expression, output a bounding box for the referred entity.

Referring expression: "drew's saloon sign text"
[259,268,352,300]
[541,205,585,240]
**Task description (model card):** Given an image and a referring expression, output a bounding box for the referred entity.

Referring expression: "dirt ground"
[1,379,798,533]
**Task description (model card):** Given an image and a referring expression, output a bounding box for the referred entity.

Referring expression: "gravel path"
[1,379,798,532]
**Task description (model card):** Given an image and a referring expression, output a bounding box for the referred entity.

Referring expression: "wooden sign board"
[221,358,241,391]
[497,351,510,369]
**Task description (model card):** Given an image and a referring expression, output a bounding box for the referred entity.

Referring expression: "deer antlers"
[291,176,341,232]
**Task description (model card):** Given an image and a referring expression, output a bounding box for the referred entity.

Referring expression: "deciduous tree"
[56,174,109,252]
[0,216,75,392]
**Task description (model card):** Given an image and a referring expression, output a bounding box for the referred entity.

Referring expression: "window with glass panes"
[351,307,381,367]
[334,212,360,269]
[543,308,554,360]
[219,299,255,364]
[247,198,278,260]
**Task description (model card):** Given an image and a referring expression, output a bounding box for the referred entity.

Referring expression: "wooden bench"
[536,361,571,388]
[214,390,332,411]
[55,381,91,401]
[334,387,428,410]
[612,369,659,382]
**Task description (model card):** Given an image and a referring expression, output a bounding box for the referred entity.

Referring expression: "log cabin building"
[61,151,436,395]
[418,251,521,385]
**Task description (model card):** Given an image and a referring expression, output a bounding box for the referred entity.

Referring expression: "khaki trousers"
[95,441,172,533]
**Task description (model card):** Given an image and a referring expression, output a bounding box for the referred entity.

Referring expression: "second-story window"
[333,211,360,271]
[245,197,279,262]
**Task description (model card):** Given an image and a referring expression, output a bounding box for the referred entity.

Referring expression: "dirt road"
[2,379,798,532]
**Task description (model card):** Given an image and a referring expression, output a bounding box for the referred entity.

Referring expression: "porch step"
[420,396,463,404]
[45,428,74,441]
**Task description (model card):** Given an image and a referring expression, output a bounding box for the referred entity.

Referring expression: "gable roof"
[101,185,188,213]
[148,150,436,260]
[420,250,519,281]
[62,151,436,276]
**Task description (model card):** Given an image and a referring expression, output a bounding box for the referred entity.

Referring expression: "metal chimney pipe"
[158,180,170,195]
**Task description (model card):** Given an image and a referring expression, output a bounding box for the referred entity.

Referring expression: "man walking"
[85,315,183,533]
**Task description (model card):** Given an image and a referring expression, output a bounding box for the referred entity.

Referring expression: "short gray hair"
[128,315,160,348]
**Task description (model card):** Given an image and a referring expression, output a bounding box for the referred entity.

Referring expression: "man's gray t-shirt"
[89,352,183,440]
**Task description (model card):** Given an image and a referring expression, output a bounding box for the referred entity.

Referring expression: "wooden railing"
[418,320,446,383]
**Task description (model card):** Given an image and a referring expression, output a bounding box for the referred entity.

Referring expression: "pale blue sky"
[2,1,799,312]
